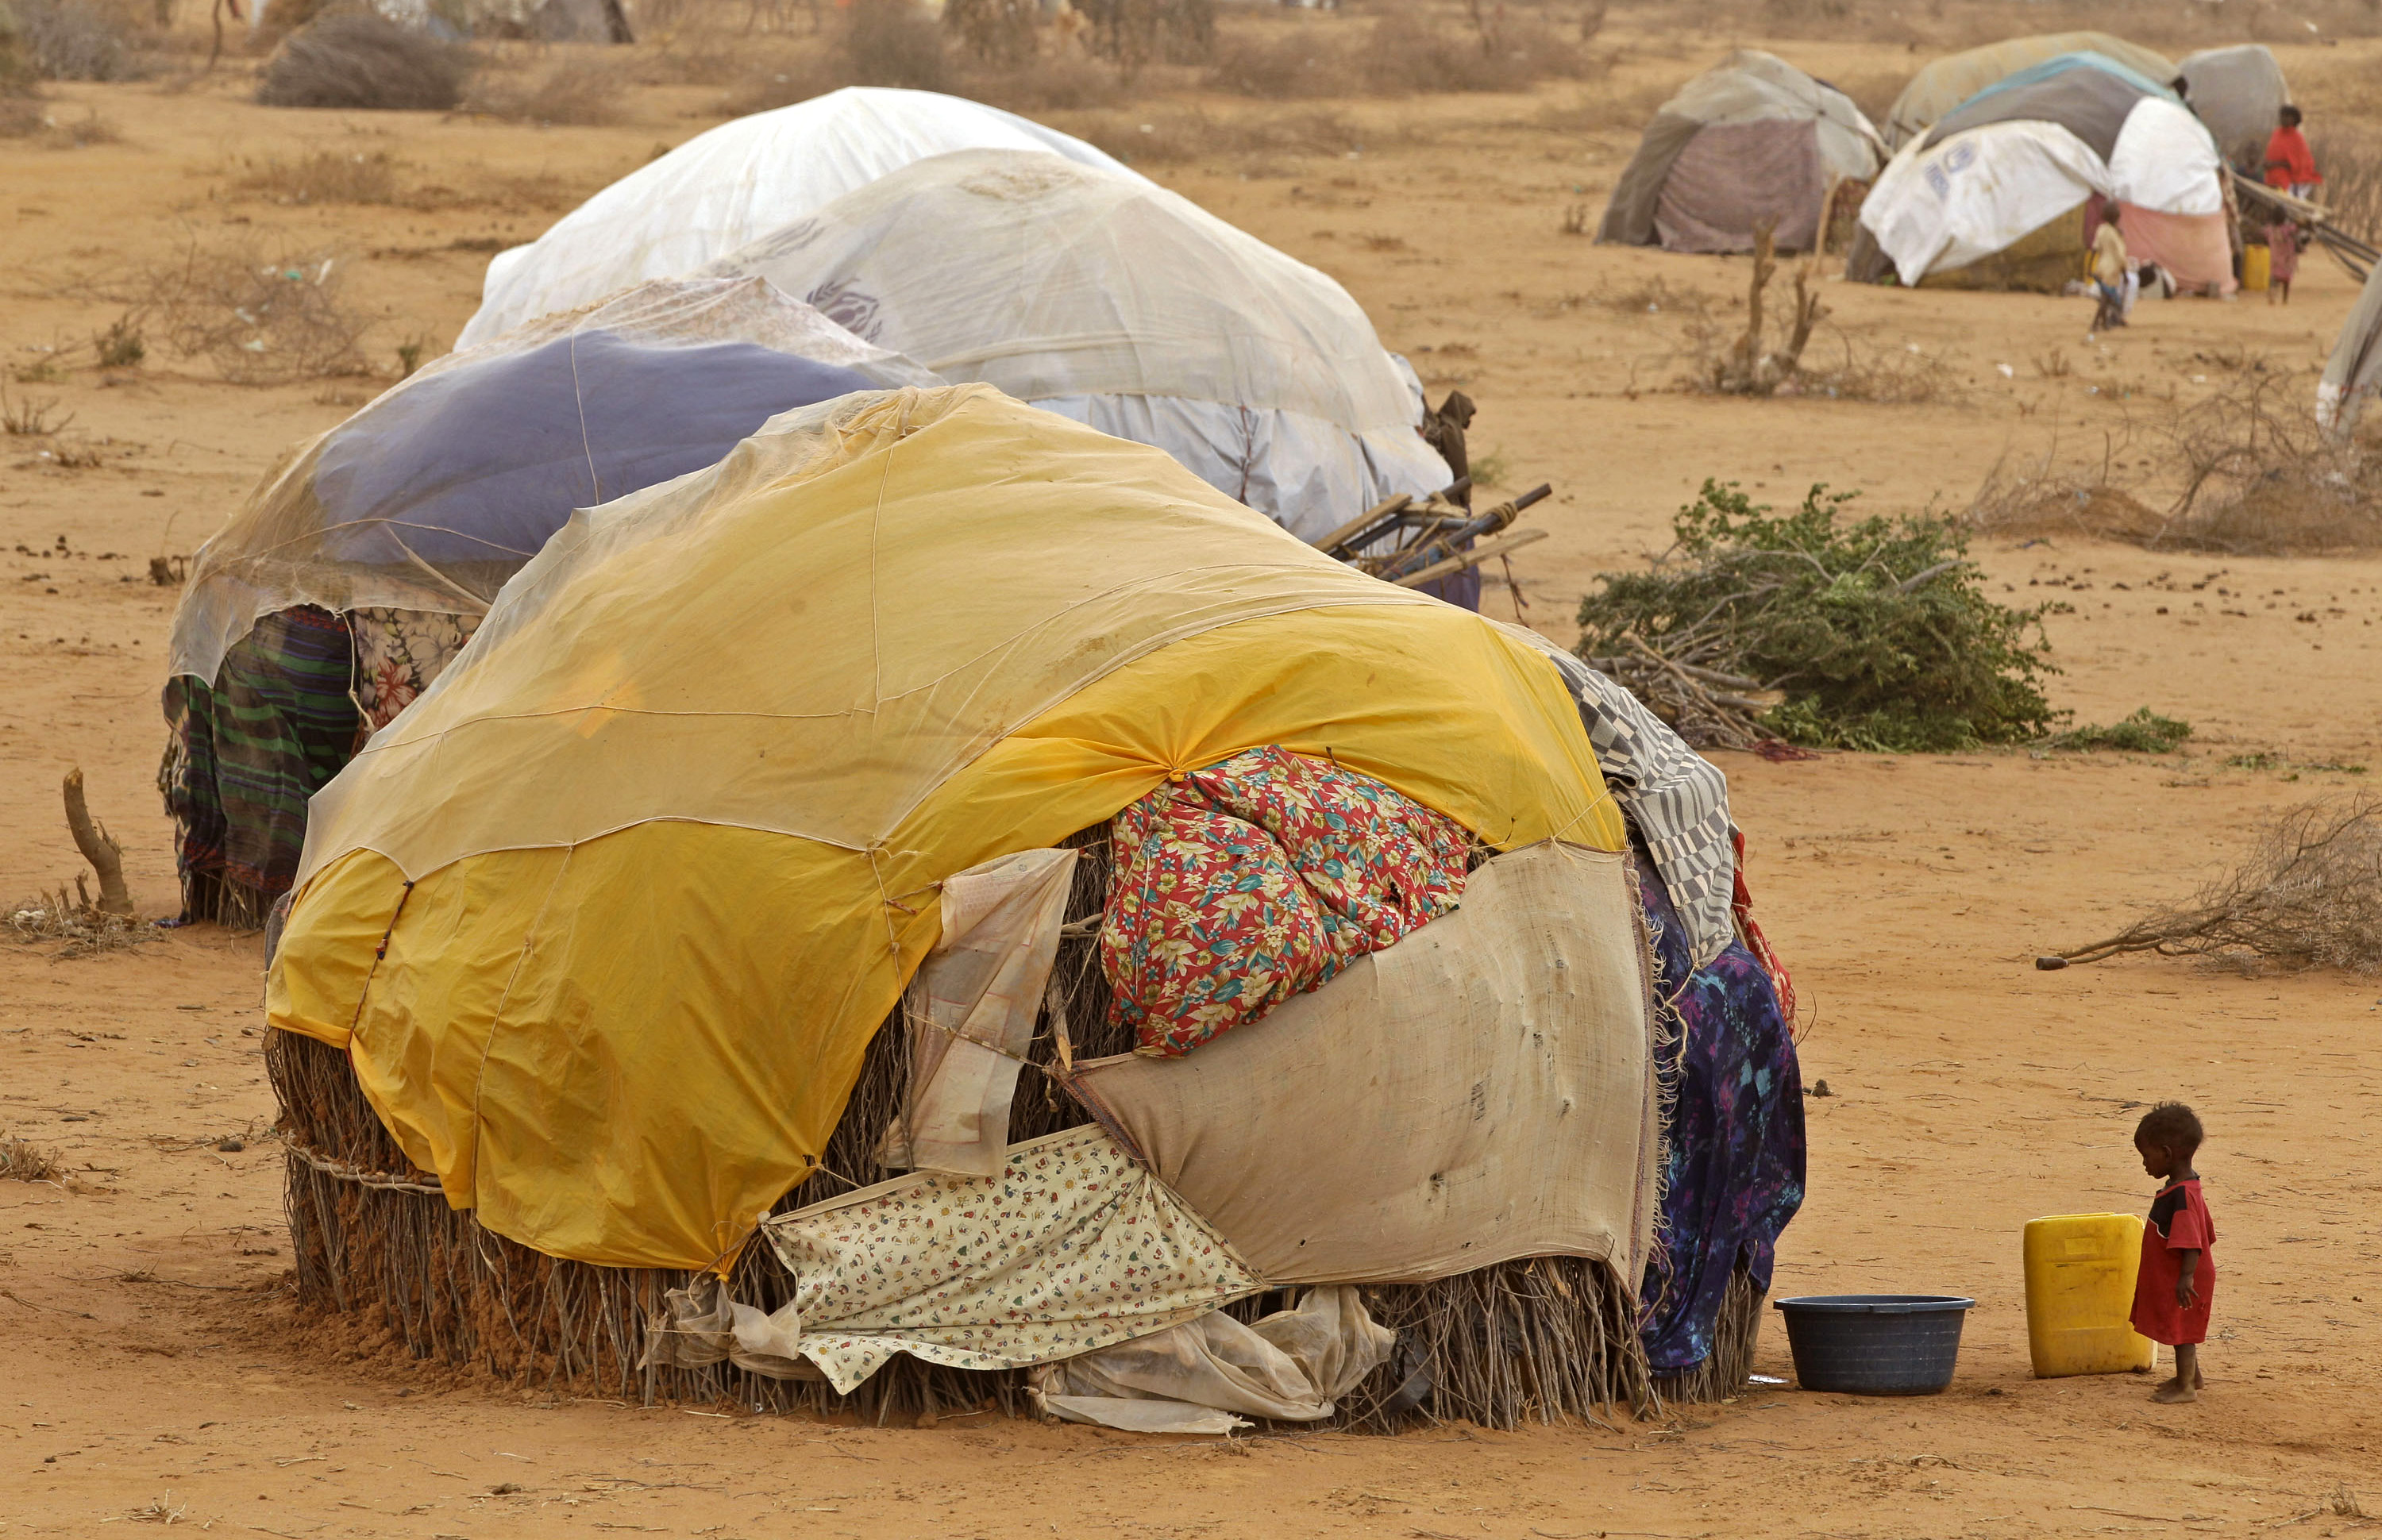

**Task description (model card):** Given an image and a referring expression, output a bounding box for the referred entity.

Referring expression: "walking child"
[2131,1103,2215,1404]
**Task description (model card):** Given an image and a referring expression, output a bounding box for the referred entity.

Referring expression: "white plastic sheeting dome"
[457,87,1146,348]
[703,149,1449,541]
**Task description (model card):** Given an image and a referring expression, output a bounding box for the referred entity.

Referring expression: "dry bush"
[1205,21,1352,99]
[9,884,152,959]
[463,56,633,124]
[1,1134,64,1183]
[0,92,44,137]
[1789,331,1967,405]
[2161,368,2382,552]
[942,0,1036,67]
[1359,2,1596,94]
[2312,126,2382,246]
[256,13,471,110]
[1072,0,1213,75]
[233,148,401,205]
[1968,365,2382,552]
[16,0,149,80]
[2056,795,2382,972]
[141,243,376,383]
[2,380,75,435]
[1063,103,1363,165]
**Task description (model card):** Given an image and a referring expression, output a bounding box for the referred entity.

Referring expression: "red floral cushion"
[1100,745,1472,1057]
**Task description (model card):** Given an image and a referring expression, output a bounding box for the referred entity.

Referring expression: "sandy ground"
[6,17,2382,1538]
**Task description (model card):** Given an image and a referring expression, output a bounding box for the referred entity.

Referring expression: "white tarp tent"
[703,149,1450,539]
[1860,121,2112,286]
[458,87,1146,348]
[1860,97,2222,287]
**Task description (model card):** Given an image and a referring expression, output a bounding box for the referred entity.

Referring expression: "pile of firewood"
[1317,479,1551,589]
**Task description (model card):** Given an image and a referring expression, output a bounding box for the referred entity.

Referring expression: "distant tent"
[706,149,1451,542]
[1883,32,2176,148]
[2320,261,2382,437]
[162,277,931,924]
[1857,56,2229,292]
[1598,49,1883,254]
[2179,45,2289,172]
[458,88,1143,348]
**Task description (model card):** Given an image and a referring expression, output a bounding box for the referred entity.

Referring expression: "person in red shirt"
[2265,106,2322,200]
[2132,1103,2215,1403]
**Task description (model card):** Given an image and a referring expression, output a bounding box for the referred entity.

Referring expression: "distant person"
[2131,1103,2216,1405]
[2265,105,2322,201]
[2091,218,2130,331]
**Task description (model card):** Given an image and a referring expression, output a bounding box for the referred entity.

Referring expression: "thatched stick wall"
[271,825,1721,1428]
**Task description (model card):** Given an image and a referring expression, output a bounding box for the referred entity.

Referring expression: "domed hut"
[703,150,1451,545]
[1854,54,2230,294]
[2177,45,2289,172]
[459,88,1142,348]
[161,277,931,925]
[1597,50,1885,255]
[1881,31,2175,148]
[265,384,1802,1426]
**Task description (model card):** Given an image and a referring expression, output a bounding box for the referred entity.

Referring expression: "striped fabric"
[160,606,360,925]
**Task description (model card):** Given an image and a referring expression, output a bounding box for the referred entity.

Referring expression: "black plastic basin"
[1772,1295,1975,1396]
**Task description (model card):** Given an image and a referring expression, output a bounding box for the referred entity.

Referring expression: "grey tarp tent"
[2320,261,2382,437]
[2179,45,2288,171]
[1597,50,1883,254]
[1883,32,2175,147]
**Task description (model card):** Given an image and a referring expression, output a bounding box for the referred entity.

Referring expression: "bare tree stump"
[63,768,134,918]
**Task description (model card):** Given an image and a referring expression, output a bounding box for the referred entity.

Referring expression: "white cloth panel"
[880,847,1077,1177]
[1861,121,2113,286]
[1070,841,1659,1287]
[2108,98,2225,216]
[1029,1286,1396,1430]
[758,1125,1263,1392]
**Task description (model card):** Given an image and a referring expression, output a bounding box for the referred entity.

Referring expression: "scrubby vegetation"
[1578,480,2060,753]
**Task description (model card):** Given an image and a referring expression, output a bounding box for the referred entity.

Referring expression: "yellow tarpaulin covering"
[269,385,1625,1270]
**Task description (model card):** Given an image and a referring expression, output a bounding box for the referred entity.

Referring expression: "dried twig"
[2057,795,2382,972]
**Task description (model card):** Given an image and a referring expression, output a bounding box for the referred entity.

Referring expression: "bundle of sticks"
[1317,479,1552,590]
[2231,172,2376,283]
[1578,637,1786,752]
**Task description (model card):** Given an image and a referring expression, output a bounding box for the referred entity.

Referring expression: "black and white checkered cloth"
[1502,628,1740,968]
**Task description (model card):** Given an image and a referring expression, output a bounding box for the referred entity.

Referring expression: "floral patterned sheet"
[760,1124,1262,1393]
[1100,745,1472,1057]
[348,607,480,731]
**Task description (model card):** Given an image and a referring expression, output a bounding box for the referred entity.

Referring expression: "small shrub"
[234,148,401,204]
[1577,479,2059,752]
[143,243,374,383]
[256,13,470,111]
[1,1134,64,1183]
[839,0,948,90]
[2047,708,2193,753]
[942,0,1037,67]
[1206,25,1351,98]
[1074,0,1212,74]
[17,0,145,81]
[2,381,75,436]
[463,58,632,125]
[94,314,144,368]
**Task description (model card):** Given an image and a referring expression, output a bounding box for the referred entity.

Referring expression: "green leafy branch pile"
[1576,480,2060,753]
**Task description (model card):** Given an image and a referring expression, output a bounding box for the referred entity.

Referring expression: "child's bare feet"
[2152,1376,2199,1403]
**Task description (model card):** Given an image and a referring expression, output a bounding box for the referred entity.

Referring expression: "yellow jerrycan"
[2024,1214,2157,1377]
[2242,243,2272,293]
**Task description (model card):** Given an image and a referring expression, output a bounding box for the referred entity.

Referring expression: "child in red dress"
[2132,1103,2215,1404]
